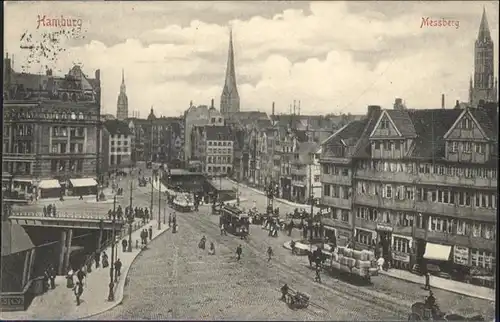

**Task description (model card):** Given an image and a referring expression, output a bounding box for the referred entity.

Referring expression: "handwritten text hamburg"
[420,17,460,29]
[37,15,83,29]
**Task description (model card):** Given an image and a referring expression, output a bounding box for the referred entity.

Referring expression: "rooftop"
[104,119,132,136]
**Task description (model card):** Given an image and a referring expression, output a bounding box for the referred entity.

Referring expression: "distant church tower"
[116,69,129,120]
[470,8,498,106]
[220,28,240,115]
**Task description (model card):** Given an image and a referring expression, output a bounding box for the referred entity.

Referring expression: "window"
[380,118,389,129]
[341,168,349,176]
[341,210,349,222]
[77,160,83,172]
[393,237,410,253]
[463,142,472,153]
[394,141,400,150]
[314,175,320,182]
[461,117,472,129]
[60,143,67,153]
[452,141,458,152]
[51,160,57,172]
[471,249,494,270]
[475,143,485,154]
[374,142,380,150]
[70,143,76,153]
[355,229,371,245]
[333,185,340,198]
[368,208,378,221]
[323,184,330,197]
[78,143,83,153]
[417,187,428,201]
[383,141,389,150]
[456,219,469,235]
[341,186,349,199]
[385,185,392,199]
[51,144,58,153]
[356,207,368,219]
[405,186,414,200]
[111,147,115,153]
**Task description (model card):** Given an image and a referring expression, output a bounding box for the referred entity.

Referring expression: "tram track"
[178,211,409,320]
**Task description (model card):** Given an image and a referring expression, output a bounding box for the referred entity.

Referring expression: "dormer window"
[461,117,472,130]
[463,142,472,153]
[380,119,389,129]
[475,143,485,154]
[374,141,380,150]
[452,141,458,152]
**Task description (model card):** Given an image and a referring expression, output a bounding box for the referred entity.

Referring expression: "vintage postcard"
[1,1,497,320]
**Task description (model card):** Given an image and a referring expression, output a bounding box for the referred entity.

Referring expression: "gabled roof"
[469,107,497,140]
[104,119,132,136]
[386,109,417,137]
[408,109,463,159]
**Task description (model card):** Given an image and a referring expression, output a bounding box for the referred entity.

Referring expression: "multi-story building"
[128,109,185,164]
[116,69,128,120]
[184,100,224,162]
[191,125,234,177]
[321,103,497,277]
[290,142,321,203]
[469,8,498,107]
[101,120,132,173]
[3,55,101,200]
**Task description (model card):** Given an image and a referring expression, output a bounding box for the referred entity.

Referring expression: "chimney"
[455,100,460,109]
[298,100,301,115]
[211,98,214,109]
[441,94,445,109]
[394,98,404,110]
[272,102,275,116]
[95,69,100,81]
[367,105,382,118]
[46,69,52,76]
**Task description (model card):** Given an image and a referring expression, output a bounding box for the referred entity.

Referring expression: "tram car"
[172,192,194,212]
[220,204,250,237]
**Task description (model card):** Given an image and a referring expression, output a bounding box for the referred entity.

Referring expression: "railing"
[10,211,127,221]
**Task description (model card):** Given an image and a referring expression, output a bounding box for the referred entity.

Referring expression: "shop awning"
[38,180,61,189]
[70,178,98,188]
[13,178,33,183]
[424,243,451,261]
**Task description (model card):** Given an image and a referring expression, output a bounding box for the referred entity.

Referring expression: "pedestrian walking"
[102,252,109,268]
[52,204,57,217]
[290,240,296,255]
[66,269,75,288]
[77,268,86,286]
[114,259,122,277]
[148,226,153,241]
[208,242,215,255]
[424,271,431,290]
[267,247,273,262]
[136,239,139,249]
[314,265,322,283]
[48,265,56,289]
[168,213,172,227]
[281,283,289,301]
[73,281,84,306]
[236,245,242,261]
[43,205,47,217]
[122,239,128,252]
[43,268,50,292]
[94,251,101,268]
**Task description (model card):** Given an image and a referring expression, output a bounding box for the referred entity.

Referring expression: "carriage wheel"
[408,313,421,321]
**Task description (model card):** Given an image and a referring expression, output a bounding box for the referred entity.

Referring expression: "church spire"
[220,27,240,114]
[477,6,491,42]
[120,68,126,93]
[116,68,128,120]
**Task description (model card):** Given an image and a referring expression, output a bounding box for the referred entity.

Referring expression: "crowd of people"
[42,204,57,217]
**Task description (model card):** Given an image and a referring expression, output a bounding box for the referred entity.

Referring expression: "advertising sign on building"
[376,223,393,232]
[453,246,469,265]
[392,251,410,263]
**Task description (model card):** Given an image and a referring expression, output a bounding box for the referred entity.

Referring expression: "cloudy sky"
[4,1,499,117]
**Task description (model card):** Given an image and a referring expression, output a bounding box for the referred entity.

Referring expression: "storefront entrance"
[376,224,393,264]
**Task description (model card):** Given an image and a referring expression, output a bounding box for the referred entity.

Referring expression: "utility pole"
[108,195,117,301]
[158,171,162,230]
[127,180,133,252]
[309,159,314,252]
[150,174,154,219]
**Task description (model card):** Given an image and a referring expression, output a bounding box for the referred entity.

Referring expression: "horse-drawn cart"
[285,289,310,309]
[408,301,485,321]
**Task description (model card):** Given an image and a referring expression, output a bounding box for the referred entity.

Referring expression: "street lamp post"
[127,180,133,252]
[158,172,162,230]
[108,195,117,301]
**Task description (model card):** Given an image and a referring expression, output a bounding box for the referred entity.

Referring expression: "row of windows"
[428,216,495,240]
[51,143,84,154]
[322,164,349,176]
[357,160,497,179]
[471,249,494,270]
[373,140,402,151]
[207,148,232,155]
[323,184,350,199]
[51,160,84,172]
[7,141,33,154]
[111,140,128,146]
[110,155,124,165]
[291,175,306,182]
[4,124,34,136]
[207,141,232,146]
[110,147,129,153]
[207,166,232,173]
[356,181,497,209]
[450,141,488,154]
[3,161,32,175]
[322,208,350,223]
[207,156,232,164]
[52,126,85,137]
[6,111,93,121]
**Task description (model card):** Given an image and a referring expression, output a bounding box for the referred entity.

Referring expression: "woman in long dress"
[208,242,215,255]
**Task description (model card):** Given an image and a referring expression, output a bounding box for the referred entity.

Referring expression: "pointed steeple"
[120,68,126,93]
[223,27,238,96]
[477,7,491,42]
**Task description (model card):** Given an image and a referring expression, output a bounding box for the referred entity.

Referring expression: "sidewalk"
[282,241,494,301]
[0,220,170,320]
[226,179,321,212]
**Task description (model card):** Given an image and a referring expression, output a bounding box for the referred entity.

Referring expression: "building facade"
[290,142,322,203]
[184,100,224,162]
[191,125,234,177]
[220,30,240,116]
[3,56,101,200]
[321,103,497,277]
[469,8,498,106]
[101,120,132,172]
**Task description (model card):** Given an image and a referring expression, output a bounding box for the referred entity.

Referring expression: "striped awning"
[70,178,98,188]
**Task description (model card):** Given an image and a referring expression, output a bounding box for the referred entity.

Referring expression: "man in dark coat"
[48,265,56,289]
[76,269,86,285]
[94,251,101,268]
[148,226,153,241]
[236,245,242,261]
[114,259,122,277]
